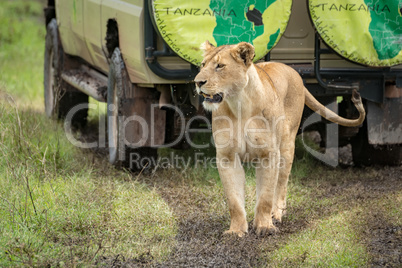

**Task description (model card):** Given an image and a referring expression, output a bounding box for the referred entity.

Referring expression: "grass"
[1,0,400,266]
[0,0,46,107]
[268,211,368,267]
[0,1,177,266]
[263,164,401,267]
[0,96,177,267]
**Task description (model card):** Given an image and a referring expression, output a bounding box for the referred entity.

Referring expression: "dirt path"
[80,127,400,267]
[120,164,401,267]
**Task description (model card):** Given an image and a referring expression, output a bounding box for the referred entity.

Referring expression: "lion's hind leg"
[272,130,297,222]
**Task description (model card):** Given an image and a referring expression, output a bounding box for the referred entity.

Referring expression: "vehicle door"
[56,0,92,64]
[83,0,108,72]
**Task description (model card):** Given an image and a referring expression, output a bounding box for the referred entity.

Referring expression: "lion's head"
[194,41,255,111]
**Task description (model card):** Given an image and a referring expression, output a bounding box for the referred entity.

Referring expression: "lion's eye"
[216,63,225,69]
[200,62,205,68]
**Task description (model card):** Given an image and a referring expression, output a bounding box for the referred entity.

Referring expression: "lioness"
[194,41,365,237]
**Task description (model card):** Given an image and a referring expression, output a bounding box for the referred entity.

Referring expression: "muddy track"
[106,165,399,267]
[79,126,401,267]
[140,168,401,267]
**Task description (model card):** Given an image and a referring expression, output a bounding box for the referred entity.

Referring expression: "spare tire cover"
[309,0,402,67]
[152,0,292,66]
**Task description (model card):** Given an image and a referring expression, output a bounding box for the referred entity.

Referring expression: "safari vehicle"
[44,0,402,167]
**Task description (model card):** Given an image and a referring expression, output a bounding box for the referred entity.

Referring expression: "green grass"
[0,1,177,266]
[0,96,177,267]
[263,163,401,267]
[268,211,368,267]
[0,0,46,107]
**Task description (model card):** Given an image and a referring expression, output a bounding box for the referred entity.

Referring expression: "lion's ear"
[231,42,255,67]
[200,40,215,55]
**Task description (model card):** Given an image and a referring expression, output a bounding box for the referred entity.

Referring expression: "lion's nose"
[195,80,207,88]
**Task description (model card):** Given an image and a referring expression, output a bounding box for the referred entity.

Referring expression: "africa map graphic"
[209,0,281,50]
[309,0,402,66]
[153,0,292,66]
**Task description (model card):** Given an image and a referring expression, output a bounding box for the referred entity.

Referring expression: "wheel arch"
[45,0,56,26]
[105,19,119,58]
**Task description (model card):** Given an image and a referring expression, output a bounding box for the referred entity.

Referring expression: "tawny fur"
[194,41,365,237]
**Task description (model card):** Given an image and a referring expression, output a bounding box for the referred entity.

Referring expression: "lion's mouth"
[201,92,224,103]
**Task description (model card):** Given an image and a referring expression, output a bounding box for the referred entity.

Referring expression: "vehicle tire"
[107,48,157,169]
[351,122,402,166]
[44,19,88,128]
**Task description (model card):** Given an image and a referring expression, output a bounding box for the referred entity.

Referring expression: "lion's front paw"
[254,224,279,236]
[223,229,248,238]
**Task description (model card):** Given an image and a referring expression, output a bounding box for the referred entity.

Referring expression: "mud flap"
[367,97,402,145]
[352,96,402,166]
[122,85,166,148]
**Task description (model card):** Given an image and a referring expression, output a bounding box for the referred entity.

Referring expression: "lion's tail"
[304,88,366,127]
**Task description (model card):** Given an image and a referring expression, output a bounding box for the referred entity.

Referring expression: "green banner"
[152,0,292,66]
[309,0,402,67]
